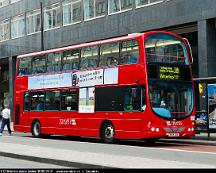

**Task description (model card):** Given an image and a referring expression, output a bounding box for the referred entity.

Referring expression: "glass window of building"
[83,0,106,20]
[100,42,120,66]
[0,19,10,42]
[80,46,99,69]
[11,14,25,39]
[108,0,133,14]
[44,3,61,30]
[26,9,41,35]
[63,0,82,26]
[62,49,80,71]
[18,57,32,76]
[0,0,9,8]
[32,56,46,74]
[47,53,62,72]
[135,0,163,7]
[11,0,21,3]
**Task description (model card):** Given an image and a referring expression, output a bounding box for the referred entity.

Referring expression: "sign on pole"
[208,84,216,129]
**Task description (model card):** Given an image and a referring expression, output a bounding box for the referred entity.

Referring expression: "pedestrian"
[0,103,12,136]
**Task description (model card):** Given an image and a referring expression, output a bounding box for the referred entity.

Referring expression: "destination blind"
[147,64,191,81]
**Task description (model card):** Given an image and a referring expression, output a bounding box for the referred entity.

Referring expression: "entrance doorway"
[0,58,9,109]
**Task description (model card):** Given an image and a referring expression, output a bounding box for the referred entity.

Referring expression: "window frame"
[26,9,41,35]
[108,0,133,15]
[63,0,82,26]
[0,0,9,8]
[83,0,106,21]
[0,19,10,42]
[11,14,25,39]
[135,0,163,9]
[44,3,61,31]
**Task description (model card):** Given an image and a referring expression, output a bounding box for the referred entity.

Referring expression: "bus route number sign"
[159,66,180,80]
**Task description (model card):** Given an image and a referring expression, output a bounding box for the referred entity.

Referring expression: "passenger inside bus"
[107,57,118,66]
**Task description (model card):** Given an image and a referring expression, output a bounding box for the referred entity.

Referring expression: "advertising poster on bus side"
[79,87,95,113]
[208,84,216,129]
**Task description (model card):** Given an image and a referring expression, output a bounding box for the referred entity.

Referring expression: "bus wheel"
[31,120,41,138]
[101,122,115,143]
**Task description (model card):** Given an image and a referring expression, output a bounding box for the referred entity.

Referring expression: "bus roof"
[17,31,179,59]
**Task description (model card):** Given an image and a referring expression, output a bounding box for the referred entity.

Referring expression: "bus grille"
[164,127,185,133]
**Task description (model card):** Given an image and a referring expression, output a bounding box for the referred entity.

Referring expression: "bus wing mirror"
[184,38,193,64]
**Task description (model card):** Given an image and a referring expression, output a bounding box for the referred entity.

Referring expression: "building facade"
[0,0,216,113]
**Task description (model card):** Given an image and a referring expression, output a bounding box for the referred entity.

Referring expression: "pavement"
[0,121,216,168]
[3,121,216,146]
[159,132,216,146]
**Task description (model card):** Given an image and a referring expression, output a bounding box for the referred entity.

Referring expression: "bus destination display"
[159,66,180,80]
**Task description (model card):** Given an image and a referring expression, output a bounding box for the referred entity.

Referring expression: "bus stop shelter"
[193,77,216,138]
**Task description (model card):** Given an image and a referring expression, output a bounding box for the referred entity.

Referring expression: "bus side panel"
[118,65,146,85]
[110,112,143,139]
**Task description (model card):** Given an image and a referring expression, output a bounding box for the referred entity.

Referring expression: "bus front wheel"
[31,120,41,138]
[101,122,115,143]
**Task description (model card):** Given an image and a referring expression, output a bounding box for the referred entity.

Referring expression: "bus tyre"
[101,123,115,144]
[31,120,41,138]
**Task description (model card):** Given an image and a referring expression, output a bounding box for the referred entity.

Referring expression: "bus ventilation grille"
[164,127,185,133]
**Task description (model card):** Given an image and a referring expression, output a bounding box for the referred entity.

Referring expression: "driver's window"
[124,86,146,112]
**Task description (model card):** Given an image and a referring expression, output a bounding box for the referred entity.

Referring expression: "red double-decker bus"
[14,31,196,143]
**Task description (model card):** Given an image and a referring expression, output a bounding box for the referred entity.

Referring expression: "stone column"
[198,19,216,77]
[9,56,16,120]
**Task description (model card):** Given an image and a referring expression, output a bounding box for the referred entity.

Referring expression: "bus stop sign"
[199,83,203,94]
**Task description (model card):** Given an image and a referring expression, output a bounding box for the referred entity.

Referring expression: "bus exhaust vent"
[15,104,20,125]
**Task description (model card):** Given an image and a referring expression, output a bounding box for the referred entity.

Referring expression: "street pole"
[40,1,44,51]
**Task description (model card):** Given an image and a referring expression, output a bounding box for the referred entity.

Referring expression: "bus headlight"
[151,127,155,132]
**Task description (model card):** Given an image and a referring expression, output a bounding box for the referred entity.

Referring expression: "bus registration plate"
[167,133,179,137]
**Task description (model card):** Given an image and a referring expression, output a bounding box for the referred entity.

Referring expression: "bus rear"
[143,32,195,139]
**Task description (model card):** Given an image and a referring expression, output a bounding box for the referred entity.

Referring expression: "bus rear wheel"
[101,122,115,143]
[31,120,41,138]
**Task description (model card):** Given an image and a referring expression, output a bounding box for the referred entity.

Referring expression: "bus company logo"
[59,118,76,126]
[166,121,182,126]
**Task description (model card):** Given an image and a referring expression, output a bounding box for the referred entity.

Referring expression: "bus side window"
[61,89,78,111]
[124,87,143,112]
[18,58,32,76]
[120,39,139,65]
[141,86,146,111]
[95,86,124,112]
[47,53,62,72]
[100,42,120,67]
[62,49,80,71]
[45,91,61,111]
[32,56,46,74]
[24,92,30,111]
[81,46,99,69]
[30,92,45,111]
